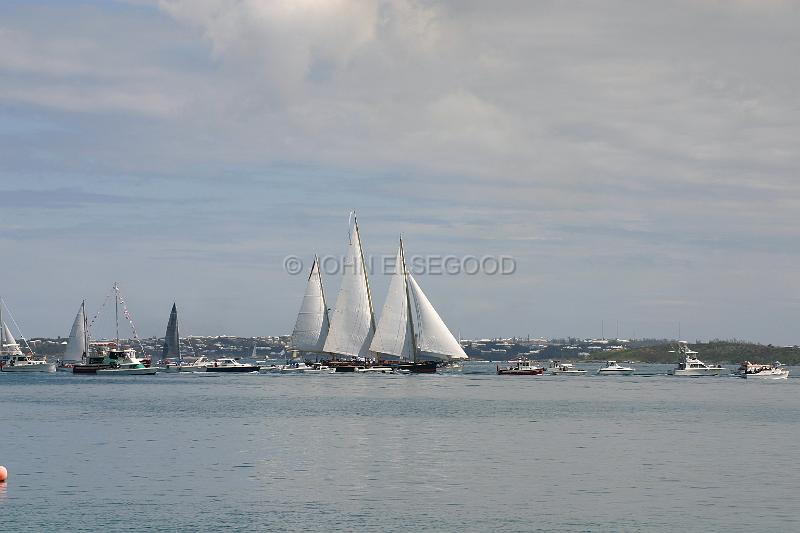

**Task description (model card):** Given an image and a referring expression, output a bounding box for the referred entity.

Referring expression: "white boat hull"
[742,371,789,380]
[1,362,56,373]
[671,368,724,377]
[597,369,634,375]
[550,369,587,375]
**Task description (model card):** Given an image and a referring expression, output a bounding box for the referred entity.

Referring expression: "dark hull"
[72,364,111,374]
[205,365,260,373]
[394,361,438,374]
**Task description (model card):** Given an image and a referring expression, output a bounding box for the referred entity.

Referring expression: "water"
[2,363,799,532]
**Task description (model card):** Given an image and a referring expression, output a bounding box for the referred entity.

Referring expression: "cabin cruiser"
[96,348,157,375]
[497,358,545,375]
[549,360,587,375]
[162,356,212,373]
[737,361,789,380]
[596,361,634,375]
[205,358,260,373]
[669,342,725,376]
[0,353,56,373]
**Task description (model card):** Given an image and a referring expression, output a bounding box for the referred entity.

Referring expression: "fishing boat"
[96,348,157,375]
[497,358,545,375]
[72,342,115,374]
[596,360,634,375]
[205,358,260,373]
[58,301,89,371]
[549,360,587,375]
[369,237,469,373]
[0,301,56,372]
[736,361,789,380]
[669,342,725,376]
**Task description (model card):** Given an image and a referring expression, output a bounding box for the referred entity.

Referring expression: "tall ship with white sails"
[369,237,469,372]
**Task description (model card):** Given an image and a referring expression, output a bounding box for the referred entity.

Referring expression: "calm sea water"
[2,363,799,532]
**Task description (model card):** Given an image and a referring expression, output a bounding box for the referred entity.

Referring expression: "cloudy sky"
[1,0,798,344]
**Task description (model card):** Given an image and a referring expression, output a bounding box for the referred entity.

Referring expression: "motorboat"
[0,353,56,373]
[205,358,260,373]
[737,361,789,380]
[497,359,545,375]
[354,365,395,374]
[669,342,725,376]
[96,349,157,375]
[549,360,587,375]
[162,356,212,373]
[596,361,634,375]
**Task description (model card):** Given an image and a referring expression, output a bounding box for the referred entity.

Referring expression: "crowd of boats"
[495,341,789,379]
[0,213,792,381]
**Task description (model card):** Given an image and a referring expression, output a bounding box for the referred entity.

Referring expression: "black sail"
[161,303,180,360]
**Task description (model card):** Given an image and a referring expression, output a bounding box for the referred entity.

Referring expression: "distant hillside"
[615,341,800,365]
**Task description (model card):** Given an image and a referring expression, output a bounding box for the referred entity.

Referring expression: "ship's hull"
[96,367,158,375]
[671,368,724,376]
[205,365,260,373]
[1,362,56,373]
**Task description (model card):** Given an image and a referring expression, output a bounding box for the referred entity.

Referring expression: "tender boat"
[497,358,545,375]
[549,360,587,375]
[669,342,725,376]
[205,358,260,373]
[737,361,789,380]
[96,348,157,375]
[596,360,634,375]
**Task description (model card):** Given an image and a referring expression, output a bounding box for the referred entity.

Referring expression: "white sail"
[291,256,330,353]
[370,244,414,360]
[1,322,23,355]
[407,274,468,361]
[323,215,376,358]
[63,302,87,361]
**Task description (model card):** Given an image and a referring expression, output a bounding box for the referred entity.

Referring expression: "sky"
[1,0,798,344]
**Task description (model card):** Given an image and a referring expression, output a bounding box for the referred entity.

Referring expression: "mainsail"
[161,303,180,360]
[1,322,23,355]
[407,273,469,361]
[322,214,376,358]
[370,240,414,360]
[291,256,330,353]
[63,301,88,361]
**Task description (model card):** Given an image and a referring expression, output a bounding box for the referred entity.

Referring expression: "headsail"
[161,303,180,360]
[407,274,468,361]
[63,302,87,361]
[291,256,330,353]
[370,241,414,360]
[323,214,376,358]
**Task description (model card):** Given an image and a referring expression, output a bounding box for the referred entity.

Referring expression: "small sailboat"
[369,237,469,373]
[157,303,208,372]
[323,213,377,372]
[0,300,56,373]
[58,301,89,371]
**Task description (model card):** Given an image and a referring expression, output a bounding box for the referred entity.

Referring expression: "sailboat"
[58,301,89,371]
[322,213,377,372]
[159,303,211,372]
[370,237,468,373]
[278,255,332,373]
[0,300,56,372]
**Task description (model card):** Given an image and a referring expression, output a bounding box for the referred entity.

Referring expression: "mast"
[401,237,418,363]
[114,282,120,348]
[353,214,376,336]
[82,300,88,361]
[0,297,4,349]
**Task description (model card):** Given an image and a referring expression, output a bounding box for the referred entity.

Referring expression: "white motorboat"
[174,356,213,372]
[96,349,157,375]
[669,342,725,376]
[1,353,56,373]
[205,358,260,373]
[596,360,634,375]
[354,365,395,373]
[737,361,789,380]
[549,360,587,375]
